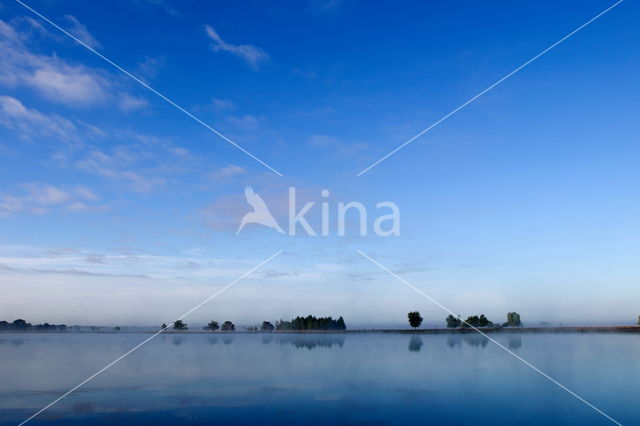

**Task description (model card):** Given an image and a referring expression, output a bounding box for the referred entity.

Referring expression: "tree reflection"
[447,334,489,348]
[276,334,345,350]
[508,336,522,350]
[408,336,423,352]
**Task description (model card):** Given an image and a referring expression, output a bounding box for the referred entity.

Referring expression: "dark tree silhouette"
[462,314,494,328]
[161,323,167,330]
[478,314,493,327]
[0,319,67,332]
[173,320,188,330]
[463,315,479,327]
[407,311,423,329]
[261,321,275,331]
[221,321,235,331]
[446,314,462,328]
[12,319,29,330]
[503,312,522,327]
[276,316,347,331]
[204,320,219,331]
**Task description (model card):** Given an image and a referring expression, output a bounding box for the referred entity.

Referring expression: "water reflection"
[72,401,95,414]
[508,335,522,350]
[0,332,635,426]
[275,334,345,350]
[0,338,25,346]
[447,334,489,348]
[408,336,423,352]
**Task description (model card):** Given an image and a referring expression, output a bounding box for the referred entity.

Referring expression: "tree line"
[0,319,67,332]
[276,315,346,331]
[166,316,347,332]
[407,311,523,329]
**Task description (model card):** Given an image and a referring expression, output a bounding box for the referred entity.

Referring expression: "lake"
[0,332,637,425]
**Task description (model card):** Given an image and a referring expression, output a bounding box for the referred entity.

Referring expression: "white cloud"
[306,133,369,159]
[204,25,268,69]
[23,183,70,205]
[0,18,160,109]
[0,20,21,43]
[0,18,109,106]
[118,93,149,112]
[307,134,338,148]
[136,55,165,80]
[76,149,166,193]
[63,15,101,49]
[0,183,101,216]
[0,95,78,143]
[215,164,248,178]
[212,98,235,113]
[0,94,186,195]
[225,114,260,131]
[29,66,109,105]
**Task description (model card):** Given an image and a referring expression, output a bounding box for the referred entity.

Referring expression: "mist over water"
[0,332,638,425]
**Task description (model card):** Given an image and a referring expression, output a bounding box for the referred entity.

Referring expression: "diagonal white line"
[356,0,623,176]
[14,0,283,177]
[18,250,282,426]
[356,250,622,426]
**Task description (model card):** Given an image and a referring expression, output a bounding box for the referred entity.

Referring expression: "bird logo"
[236,186,284,235]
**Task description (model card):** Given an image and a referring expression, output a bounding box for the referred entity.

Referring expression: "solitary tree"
[407,311,423,329]
[446,314,462,328]
[261,321,275,331]
[173,320,188,330]
[204,320,219,331]
[221,321,235,331]
[503,312,522,327]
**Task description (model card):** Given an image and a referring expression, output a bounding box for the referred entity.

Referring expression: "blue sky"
[0,0,638,327]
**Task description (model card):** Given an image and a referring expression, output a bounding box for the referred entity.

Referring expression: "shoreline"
[2,326,640,335]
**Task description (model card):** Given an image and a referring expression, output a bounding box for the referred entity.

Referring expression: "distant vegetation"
[446,315,462,328]
[172,320,188,330]
[503,312,522,327]
[445,312,522,329]
[0,319,67,332]
[204,320,219,331]
[261,321,275,331]
[276,315,346,331]
[407,311,423,329]
[221,321,235,331]
[462,314,493,328]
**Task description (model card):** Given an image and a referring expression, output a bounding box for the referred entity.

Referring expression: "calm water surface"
[0,332,637,425]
